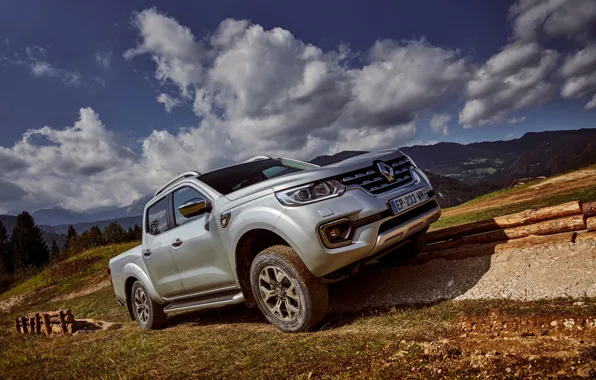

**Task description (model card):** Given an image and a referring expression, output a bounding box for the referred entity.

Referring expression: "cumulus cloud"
[559,45,596,107]
[460,42,558,127]
[507,116,527,124]
[429,114,451,136]
[156,93,180,112]
[510,0,596,42]
[585,93,596,109]
[125,8,469,164]
[94,51,112,70]
[5,46,82,86]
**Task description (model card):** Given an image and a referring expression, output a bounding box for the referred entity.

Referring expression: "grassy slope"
[432,166,596,229]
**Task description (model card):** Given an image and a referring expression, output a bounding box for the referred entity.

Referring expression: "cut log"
[42,313,51,336]
[412,232,576,265]
[576,231,596,243]
[45,309,73,318]
[59,310,67,333]
[492,201,582,228]
[426,201,583,243]
[29,317,35,335]
[20,316,28,334]
[35,313,41,334]
[15,318,20,334]
[426,219,501,244]
[583,201,596,217]
[587,216,596,231]
[49,314,74,323]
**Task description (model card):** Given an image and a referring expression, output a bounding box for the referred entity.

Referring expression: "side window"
[146,197,169,235]
[173,186,208,226]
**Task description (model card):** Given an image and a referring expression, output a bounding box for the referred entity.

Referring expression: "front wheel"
[250,245,328,333]
[131,281,167,329]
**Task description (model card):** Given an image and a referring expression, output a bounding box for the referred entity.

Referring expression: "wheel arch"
[234,228,295,307]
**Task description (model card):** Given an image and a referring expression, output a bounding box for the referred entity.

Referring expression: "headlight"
[275,179,345,206]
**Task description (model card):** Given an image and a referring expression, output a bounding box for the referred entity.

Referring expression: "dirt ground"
[442,166,596,218]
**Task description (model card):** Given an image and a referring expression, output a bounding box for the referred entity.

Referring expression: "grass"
[433,185,596,229]
[1,296,594,379]
[0,242,138,302]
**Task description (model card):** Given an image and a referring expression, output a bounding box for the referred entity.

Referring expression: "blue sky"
[0,0,595,212]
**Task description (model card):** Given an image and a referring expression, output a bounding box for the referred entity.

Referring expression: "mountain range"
[1,128,595,238]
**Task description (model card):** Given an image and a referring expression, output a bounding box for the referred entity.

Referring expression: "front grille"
[338,156,414,195]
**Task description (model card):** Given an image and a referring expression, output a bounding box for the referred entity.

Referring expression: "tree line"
[0,211,142,291]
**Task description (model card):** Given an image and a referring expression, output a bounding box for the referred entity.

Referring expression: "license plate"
[389,188,429,214]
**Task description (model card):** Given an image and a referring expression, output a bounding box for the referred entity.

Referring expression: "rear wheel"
[250,245,328,333]
[131,281,167,329]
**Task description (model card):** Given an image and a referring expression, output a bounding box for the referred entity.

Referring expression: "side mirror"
[178,197,211,218]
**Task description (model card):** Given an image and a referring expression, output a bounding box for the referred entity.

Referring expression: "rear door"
[169,185,236,295]
[142,196,185,298]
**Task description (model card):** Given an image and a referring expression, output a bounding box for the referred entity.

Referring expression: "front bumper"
[275,168,441,277]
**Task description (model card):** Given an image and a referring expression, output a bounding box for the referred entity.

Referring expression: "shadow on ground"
[165,251,493,330]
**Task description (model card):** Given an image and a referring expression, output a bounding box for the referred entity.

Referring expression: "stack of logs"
[418,200,596,263]
[15,309,75,336]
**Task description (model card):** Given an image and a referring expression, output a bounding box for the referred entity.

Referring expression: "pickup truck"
[109,150,440,332]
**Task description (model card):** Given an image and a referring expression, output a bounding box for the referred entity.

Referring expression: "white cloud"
[94,51,112,70]
[429,113,451,135]
[5,46,82,86]
[585,93,596,109]
[510,0,596,42]
[560,45,596,107]
[156,93,180,112]
[507,116,527,124]
[505,133,516,140]
[459,42,558,127]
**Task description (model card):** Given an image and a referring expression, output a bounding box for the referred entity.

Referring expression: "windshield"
[199,159,318,195]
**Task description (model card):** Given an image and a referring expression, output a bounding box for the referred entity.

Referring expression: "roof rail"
[243,155,272,163]
[154,171,201,197]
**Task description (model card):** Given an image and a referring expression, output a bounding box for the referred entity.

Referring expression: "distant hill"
[43,215,143,236]
[400,129,596,186]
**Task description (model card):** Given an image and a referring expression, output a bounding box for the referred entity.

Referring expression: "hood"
[224,149,405,201]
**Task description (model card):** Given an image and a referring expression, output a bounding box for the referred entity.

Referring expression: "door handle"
[143,249,152,257]
[172,238,183,247]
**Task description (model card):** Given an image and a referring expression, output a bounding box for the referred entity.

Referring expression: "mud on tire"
[250,245,328,333]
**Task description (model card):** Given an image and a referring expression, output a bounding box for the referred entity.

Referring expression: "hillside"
[433,165,596,228]
[401,128,596,186]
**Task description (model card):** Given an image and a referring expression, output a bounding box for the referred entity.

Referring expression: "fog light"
[319,218,352,248]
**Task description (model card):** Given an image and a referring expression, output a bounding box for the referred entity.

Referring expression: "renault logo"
[376,161,395,182]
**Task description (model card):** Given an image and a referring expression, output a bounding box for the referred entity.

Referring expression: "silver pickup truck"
[109,150,440,332]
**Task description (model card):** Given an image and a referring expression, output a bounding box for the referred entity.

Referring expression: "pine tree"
[133,224,142,240]
[10,212,50,269]
[0,221,12,274]
[127,227,134,241]
[63,225,77,251]
[104,222,126,244]
[87,225,105,248]
[50,240,60,260]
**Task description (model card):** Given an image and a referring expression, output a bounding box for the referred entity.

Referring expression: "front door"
[142,195,185,298]
[169,186,236,294]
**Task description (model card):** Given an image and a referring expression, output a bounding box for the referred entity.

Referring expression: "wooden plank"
[583,201,596,217]
[59,310,67,333]
[587,216,596,231]
[42,313,51,336]
[426,201,583,243]
[15,318,20,334]
[20,317,28,334]
[29,317,35,335]
[422,238,464,252]
[35,313,41,334]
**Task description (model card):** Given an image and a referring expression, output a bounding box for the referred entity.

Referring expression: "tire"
[250,245,328,333]
[131,281,167,330]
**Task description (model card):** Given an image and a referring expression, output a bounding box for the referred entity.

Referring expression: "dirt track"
[329,240,596,312]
